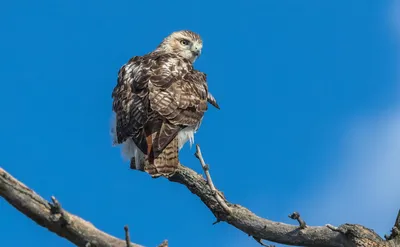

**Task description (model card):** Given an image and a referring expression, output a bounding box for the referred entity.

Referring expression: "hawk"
[111,30,219,178]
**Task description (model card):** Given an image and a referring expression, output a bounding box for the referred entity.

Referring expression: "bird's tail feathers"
[144,135,179,178]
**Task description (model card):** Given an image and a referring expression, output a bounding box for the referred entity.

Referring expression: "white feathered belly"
[111,115,196,169]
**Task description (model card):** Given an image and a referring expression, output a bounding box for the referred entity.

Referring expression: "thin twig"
[194,144,231,214]
[167,165,352,247]
[394,210,400,239]
[385,227,400,240]
[288,212,307,229]
[385,210,400,240]
[0,167,145,247]
[51,196,71,225]
[253,236,274,247]
[157,240,168,247]
[395,210,400,229]
[326,224,339,232]
[124,225,131,247]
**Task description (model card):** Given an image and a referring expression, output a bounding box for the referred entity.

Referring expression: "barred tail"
[144,136,179,178]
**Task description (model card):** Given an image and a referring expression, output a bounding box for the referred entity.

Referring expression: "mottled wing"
[112,56,153,154]
[148,54,209,155]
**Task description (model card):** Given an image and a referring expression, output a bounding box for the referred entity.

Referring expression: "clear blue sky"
[1,1,399,247]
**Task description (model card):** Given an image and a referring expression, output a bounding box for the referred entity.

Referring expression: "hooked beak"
[192,50,201,57]
[191,45,202,57]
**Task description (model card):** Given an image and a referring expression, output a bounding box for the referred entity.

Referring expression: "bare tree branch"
[2,144,400,247]
[384,210,400,247]
[395,210,400,230]
[0,167,167,247]
[157,240,168,247]
[386,211,400,240]
[194,144,231,214]
[50,196,72,226]
[165,145,399,247]
[168,165,349,247]
[253,236,275,247]
[288,212,307,229]
[124,225,132,247]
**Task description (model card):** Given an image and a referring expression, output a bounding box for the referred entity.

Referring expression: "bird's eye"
[180,39,190,46]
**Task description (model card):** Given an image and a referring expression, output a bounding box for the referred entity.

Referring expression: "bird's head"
[156,30,203,63]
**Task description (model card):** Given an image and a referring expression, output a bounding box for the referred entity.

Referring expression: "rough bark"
[1,144,400,247]
[0,168,167,247]
[165,145,400,247]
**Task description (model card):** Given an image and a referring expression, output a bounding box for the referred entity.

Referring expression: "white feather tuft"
[177,126,196,150]
[121,138,145,170]
[110,113,145,170]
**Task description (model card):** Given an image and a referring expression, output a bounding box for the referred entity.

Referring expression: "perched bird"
[111,30,219,178]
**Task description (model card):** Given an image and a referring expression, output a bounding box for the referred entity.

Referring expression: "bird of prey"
[111,30,219,178]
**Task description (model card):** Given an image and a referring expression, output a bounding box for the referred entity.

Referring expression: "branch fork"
[253,236,275,247]
[0,167,146,247]
[50,196,71,226]
[3,144,398,247]
[288,212,307,229]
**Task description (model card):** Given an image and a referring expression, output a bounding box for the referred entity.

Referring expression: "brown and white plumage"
[111,30,219,178]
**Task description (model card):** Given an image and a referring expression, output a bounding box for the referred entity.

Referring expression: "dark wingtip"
[207,92,220,110]
[212,101,220,110]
